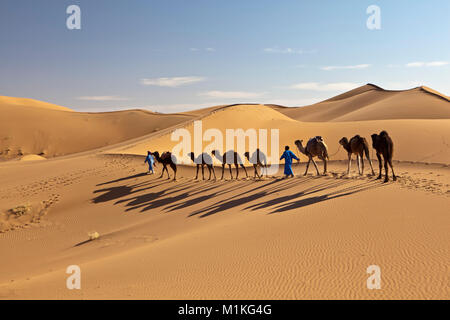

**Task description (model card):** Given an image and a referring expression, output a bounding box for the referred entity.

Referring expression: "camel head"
[152,151,160,161]
[294,139,303,147]
[187,152,195,161]
[244,151,250,160]
[371,134,380,148]
[211,149,219,157]
[339,137,348,146]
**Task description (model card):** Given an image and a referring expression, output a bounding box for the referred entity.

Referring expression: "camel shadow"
[268,180,387,214]
[92,171,389,220]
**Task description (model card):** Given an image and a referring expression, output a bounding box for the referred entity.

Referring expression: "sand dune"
[0,100,195,159]
[110,104,450,164]
[278,84,450,122]
[0,96,73,112]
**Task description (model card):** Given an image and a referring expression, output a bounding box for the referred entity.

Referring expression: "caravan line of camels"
[151,130,397,183]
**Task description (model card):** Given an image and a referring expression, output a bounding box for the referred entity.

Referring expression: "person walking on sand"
[280,145,299,178]
[144,151,156,174]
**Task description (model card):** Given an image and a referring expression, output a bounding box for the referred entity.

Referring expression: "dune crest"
[278,84,450,122]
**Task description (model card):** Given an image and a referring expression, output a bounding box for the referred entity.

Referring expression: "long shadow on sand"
[92,171,389,219]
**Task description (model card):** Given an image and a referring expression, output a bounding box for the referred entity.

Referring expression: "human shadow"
[96,172,149,186]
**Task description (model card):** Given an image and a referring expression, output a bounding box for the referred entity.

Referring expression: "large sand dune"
[278,84,450,122]
[111,104,450,164]
[0,97,195,159]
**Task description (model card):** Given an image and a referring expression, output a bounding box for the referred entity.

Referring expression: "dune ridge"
[278,84,450,122]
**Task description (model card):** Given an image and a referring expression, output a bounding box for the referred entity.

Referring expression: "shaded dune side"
[277,84,450,122]
[0,105,194,158]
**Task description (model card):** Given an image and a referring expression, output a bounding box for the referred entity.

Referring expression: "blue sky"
[0,0,449,112]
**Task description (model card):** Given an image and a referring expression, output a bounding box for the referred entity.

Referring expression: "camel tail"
[320,141,329,160]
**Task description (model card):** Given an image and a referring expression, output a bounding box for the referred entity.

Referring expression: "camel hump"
[380,130,389,137]
[161,152,171,160]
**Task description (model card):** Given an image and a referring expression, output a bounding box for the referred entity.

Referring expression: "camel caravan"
[148,130,396,183]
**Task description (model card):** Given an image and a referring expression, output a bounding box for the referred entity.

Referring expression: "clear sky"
[0,0,449,112]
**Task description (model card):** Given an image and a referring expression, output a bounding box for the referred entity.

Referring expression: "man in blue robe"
[280,146,299,178]
[144,151,156,174]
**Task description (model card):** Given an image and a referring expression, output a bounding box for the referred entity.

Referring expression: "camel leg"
[207,165,211,180]
[235,164,239,179]
[171,164,177,181]
[383,155,389,183]
[228,164,233,179]
[319,156,327,174]
[366,151,375,176]
[221,164,225,180]
[356,155,361,175]
[210,165,217,180]
[346,154,352,175]
[241,164,248,178]
[253,165,258,178]
[159,165,166,179]
[166,165,171,179]
[201,164,205,180]
[255,165,261,179]
[304,158,311,175]
[376,153,382,179]
[311,158,320,176]
[388,158,397,181]
[360,152,365,175]
[194,165,199,180]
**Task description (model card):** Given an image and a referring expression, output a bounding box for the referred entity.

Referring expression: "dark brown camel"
[244,149,268,179]
[187,152,216,180]
[211,150,248,180]
[371,131,397,182]
[152,151,177,180]
[339,135,375,176]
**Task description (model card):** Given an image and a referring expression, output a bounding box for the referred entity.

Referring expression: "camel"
[371,131,397,182]
[211,150,248,180]
[152,151,177,180]
[339,135,375,176]
[294,136,329,175]
[187,152,216,180]
[244,149,268,179]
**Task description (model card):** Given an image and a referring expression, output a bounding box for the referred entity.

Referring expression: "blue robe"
[144,154,155,172]
[280,150,299,176]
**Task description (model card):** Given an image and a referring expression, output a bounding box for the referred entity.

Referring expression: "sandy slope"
[278,84,450,122]
[0,154,448,299]
[0,96,74,112]
[0,101,194,159]
[109,104,450,164]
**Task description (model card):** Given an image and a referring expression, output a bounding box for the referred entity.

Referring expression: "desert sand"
[0,84,449,299]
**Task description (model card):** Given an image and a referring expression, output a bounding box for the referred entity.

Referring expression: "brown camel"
[244,149,268,179]
[371,131,397,182]
[152,151,177,180]
[339,135,375,176]
[294,136,329,175]
[211,150,248,180]
[188,152,216,180]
